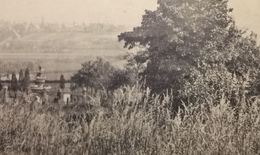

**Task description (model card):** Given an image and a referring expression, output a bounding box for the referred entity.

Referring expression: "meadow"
[0,85,260,155]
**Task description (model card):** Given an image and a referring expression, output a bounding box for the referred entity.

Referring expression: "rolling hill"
[0,22,129,79]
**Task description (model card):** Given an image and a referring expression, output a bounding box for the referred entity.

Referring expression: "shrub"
[71,57,133,91]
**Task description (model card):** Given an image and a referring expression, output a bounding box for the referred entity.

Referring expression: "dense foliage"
[119,0,260,104]
[7,68,31,92]
[71,57,132,91]
[10,73,18,91]
[59,74,66,89]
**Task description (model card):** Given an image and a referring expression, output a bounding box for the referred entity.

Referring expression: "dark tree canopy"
[23,68,31,91]
[72,57,115,89]
[108,69,132,91]
[60,74,66,89]
[72,58,114,89]
[119,0,260,99]
[10,73,18,92]
[72,57,131,91]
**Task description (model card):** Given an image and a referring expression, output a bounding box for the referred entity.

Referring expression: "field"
[0,25,128,80]
[0,52,126,80]
[0,86,260,155]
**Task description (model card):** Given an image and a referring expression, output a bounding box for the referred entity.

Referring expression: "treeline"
[1,68,31,92]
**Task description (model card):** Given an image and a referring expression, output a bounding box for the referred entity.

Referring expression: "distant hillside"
[0,22,128,56]
[0,22,129,80]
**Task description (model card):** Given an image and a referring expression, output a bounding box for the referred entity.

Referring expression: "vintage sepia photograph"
[0,0,260,154]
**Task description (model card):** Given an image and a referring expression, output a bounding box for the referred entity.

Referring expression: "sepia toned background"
[0,1,260,155]
[0,0,259,37]
[0,0,259,80]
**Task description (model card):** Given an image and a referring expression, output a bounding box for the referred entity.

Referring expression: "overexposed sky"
[230,0,260,35]
[0,0,260,35]
[0,0,157,26]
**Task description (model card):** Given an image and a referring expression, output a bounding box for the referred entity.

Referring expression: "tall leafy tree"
[119,0,260,101]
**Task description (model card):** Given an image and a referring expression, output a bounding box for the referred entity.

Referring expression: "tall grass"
[0,85,260,155]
